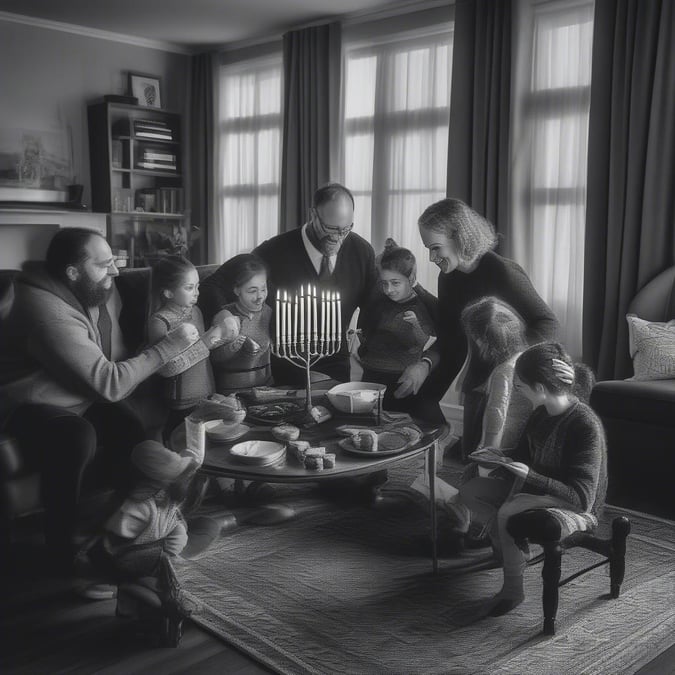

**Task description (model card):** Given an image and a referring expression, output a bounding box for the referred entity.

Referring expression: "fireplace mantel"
[0,208,107,269]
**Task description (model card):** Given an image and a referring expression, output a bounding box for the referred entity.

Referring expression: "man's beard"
[73,275,113,308]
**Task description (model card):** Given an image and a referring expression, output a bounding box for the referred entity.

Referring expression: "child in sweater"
[209,254,273,393]
[147,256,239,437]
[459,342,606,616]
[358,246,437,411]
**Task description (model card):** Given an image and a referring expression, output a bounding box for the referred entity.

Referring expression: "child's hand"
[229,334,247,352]
[172,322,200,345]
[211,315,241,345]
[401,310,420,326]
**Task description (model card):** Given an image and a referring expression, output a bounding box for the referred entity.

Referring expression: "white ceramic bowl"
[229,440,286,465]
[204,420,249,443]
[326,381,387,414]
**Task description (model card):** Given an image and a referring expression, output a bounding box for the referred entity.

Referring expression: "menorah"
[273,284,342,417]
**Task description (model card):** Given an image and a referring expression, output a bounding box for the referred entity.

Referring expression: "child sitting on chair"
[459,342,607,616]
[357,245,437,412]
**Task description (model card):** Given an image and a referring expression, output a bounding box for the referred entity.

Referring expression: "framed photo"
[128,72,162,109]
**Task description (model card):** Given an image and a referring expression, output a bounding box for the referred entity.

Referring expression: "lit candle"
[321,290,326,344]
[306,285,312,350]
[331,291,337,342]
[299,284,304,345]
[275,290,280,350]
[287,295,292,350]
[337,291,342,340]
[281,291,287,347]
[312,285,318,340]
[293,293,298,346]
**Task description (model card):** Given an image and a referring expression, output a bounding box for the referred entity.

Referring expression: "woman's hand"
[394,360,430,398]
[500,461,530,479]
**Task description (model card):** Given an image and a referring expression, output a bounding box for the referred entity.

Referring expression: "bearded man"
[0,228,198,572]
[200,183,378,384]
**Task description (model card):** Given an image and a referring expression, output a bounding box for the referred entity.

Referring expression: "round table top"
[170,413,443,484]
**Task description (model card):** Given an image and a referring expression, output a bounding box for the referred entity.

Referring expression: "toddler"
[209,253,273,393]
[358,246,437,411]
[147,256,239,436]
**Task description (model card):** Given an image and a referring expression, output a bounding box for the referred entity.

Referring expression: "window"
[509,0,594,357]
[342,26,453,293]
[214,54,282,263]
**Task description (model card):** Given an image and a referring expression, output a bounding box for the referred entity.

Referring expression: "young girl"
[358,246,437,411]
[147,256,239,436]
[209,253,273,393]
[459,342,606,616]
[460,297,531,453]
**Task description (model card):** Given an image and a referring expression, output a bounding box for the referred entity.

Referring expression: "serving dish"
[204,420,250,443]
[246,401,302,425]
[326,381,387,414]
[338,426,423,457]
[229,440,286,465]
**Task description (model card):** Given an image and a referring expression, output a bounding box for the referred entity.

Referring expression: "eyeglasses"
[312,209,354,238]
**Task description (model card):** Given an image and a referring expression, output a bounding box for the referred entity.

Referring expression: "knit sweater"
[358,289,437,374]
[509,401,608,521]
[210,302,273,392]
[425,251,559,395]
[149,304,215,410]
[0,266,181,422]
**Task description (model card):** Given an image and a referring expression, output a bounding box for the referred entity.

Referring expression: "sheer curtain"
[212,52,283,264]
[509,0,594,358]
[342,23,453,293]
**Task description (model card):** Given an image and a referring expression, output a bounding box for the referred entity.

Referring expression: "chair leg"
[541,541,563,636]
[609,516,631,599]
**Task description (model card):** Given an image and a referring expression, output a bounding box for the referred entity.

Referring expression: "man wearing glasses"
[253,182,378,385]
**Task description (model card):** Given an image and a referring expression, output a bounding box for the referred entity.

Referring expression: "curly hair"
[418,198,497,265]
[461,297,527,366]
[515,341,595,403]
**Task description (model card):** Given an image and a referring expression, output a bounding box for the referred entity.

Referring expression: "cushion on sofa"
[591,378,675,428]
[626,314,675,381]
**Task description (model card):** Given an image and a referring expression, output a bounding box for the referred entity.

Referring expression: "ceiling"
[0,0,415,50]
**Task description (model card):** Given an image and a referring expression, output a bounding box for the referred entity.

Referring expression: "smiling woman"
[396,198,560,442]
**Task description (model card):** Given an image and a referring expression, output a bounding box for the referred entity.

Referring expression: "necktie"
[319,255,332,282]
[97,303,112,359]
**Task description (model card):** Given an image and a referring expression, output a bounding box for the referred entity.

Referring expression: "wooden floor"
[3,509,675,675]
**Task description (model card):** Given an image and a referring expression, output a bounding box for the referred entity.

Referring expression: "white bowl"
[204,420,249,443]
[326,381,387,414]
[229,440,286,465]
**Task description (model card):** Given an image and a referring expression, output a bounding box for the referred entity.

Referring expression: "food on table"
[305,447,326,458]
[323,453,336,469]
[351,429,378,452]
[247,401,301,423]
[193,393,246,423]
[310,405,332,423]
[288,440,310,464]
[271,423,300,442]
[304,455,324,470]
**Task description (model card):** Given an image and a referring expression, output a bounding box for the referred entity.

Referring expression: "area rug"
[175,461,675,675]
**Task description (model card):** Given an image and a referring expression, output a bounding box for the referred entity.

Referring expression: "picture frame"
[128,72,162,109]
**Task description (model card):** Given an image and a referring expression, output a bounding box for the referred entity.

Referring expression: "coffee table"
[171,414,444,574]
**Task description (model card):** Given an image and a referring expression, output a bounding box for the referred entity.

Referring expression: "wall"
[0,17,190,268]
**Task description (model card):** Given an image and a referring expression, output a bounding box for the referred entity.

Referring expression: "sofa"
[590,266,675,515]
[0,263,219,555]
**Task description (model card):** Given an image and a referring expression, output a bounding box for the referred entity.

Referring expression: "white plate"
[229,440,286,465]
[338,427,421,457]
[204,421,250,443]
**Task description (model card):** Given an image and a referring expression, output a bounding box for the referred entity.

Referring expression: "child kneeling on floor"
[89,440,219,625]
[459,342,607,616]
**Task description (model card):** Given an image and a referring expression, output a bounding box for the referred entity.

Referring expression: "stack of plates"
[229,440,286,466]
[204,420,250,443]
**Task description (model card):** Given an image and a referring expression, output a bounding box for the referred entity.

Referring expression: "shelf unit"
[88,101,190,267]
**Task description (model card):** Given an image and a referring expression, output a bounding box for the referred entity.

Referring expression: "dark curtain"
[446,0,512,238]
[583,0,675,379]
[280,22,341,233]
[189,53,215,264]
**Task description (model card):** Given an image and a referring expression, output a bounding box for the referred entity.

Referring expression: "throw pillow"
[625,314,675,380]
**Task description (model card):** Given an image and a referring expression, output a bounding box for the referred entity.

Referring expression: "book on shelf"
[137,161,177,171]
[143,151,176,162]
[136,131,173,141]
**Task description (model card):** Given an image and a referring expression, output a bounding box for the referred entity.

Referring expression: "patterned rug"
[175,460,675,675]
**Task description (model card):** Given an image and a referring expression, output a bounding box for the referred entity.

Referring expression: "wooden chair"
[507,510,631,636]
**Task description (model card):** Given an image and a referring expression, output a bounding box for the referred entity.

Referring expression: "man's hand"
[394,360,430,398]
[552,358,574,384]
[401,310,420,326]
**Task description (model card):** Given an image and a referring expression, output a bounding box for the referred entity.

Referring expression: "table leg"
[428,440,438,575]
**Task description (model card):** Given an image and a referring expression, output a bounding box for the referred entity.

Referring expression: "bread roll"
[271,423,300,442]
